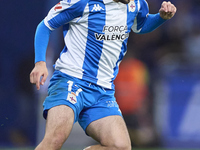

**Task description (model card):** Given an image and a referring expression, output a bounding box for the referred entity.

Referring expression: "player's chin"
[119,0,130,4]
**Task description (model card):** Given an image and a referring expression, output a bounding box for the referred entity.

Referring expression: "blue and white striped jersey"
[42,0,160,89]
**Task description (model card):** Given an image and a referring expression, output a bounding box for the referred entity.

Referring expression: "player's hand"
[159,1,177,20]
[30,61,48,90]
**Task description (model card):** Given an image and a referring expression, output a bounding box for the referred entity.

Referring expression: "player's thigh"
[86,115,131,147]
[44,105,74,140]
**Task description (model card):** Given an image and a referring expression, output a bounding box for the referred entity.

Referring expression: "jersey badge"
[128,1,136,12]
[67,92,77,104]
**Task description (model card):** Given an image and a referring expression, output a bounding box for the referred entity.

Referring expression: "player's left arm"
[132,1,177,34]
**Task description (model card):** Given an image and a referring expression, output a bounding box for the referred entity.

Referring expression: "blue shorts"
[43,70,122,132]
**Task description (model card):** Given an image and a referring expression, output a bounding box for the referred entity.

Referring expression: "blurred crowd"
[122,0,200,147]
[0,0,200,148]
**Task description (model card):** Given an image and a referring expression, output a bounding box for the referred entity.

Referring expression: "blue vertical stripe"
[82,0,106,83]
[127,0,138,32]
[63,23,69,37]
[136,0,149,30]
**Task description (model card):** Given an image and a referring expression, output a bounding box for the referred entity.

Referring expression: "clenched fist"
[159,1,177,20]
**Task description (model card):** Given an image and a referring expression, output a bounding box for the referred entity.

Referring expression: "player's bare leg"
[84,116,131,150]
[35,105,74,150]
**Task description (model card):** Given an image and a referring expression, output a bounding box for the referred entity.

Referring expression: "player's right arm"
[30,0,88,90]
[30,20,51,90]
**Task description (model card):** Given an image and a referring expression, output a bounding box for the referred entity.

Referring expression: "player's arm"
[30,0,88,90]
[30,20,51,90]
[132,1,176,34]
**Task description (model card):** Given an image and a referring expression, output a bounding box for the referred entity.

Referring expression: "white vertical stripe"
[55,4,89,78]
[96,2,127,88]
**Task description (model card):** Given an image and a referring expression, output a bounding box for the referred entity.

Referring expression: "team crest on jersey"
[128,1,136,12]
[67,92,77,104]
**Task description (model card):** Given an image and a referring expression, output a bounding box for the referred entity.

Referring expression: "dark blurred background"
[0,0,200,149]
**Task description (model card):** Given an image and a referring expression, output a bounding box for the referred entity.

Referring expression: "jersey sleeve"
[131,0,149,33]
[137,13,166,34]
[44,0,88,30]
[34,20,52,63]
[131,0,166,34]
[34,0,88,63]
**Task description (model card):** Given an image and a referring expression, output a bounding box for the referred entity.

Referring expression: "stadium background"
[1,0,200,149]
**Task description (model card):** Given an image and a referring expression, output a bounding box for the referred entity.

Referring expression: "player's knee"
[51,136,65,149]
[112,140,132,150]
[44,133,67,150]
[101,138,131,150]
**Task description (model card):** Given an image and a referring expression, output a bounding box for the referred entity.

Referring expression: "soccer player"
[30,0,176,149]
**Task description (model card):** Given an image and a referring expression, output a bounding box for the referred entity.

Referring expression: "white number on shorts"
[67,80,82,96]
[67,80,73,91]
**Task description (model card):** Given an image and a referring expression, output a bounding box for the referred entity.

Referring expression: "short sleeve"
[44,0,88,30]
[131,0,149,33]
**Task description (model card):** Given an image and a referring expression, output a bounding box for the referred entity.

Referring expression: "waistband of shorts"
[53,70,113,92]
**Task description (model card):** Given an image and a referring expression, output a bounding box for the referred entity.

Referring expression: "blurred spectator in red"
[115,58,148,114]
[115,58,159,147]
